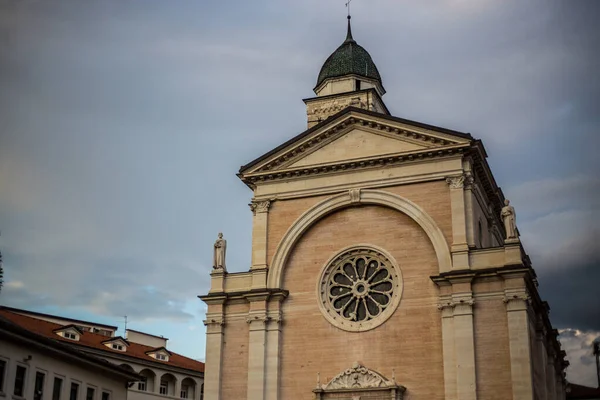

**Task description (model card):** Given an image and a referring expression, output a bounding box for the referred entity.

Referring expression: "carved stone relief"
[314,362,406,400]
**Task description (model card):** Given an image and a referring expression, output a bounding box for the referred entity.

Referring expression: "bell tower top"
[305,16,389,128]
[313,16,385,97]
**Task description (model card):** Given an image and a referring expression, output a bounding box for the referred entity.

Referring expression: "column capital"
[203,317,225,334]
[446,174,465,189]
[249,200,271,215]
[503,292,531,311]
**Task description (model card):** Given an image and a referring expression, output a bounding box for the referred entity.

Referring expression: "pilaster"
[174,378,182,398]
[462,161,476,248]
[202,299,226,400]
[438,293,457,400]
[546,347,557,400]
[250,200,271,275]
[535,318,548,400]
[446,174,470,269]
[503,287,534,400]
[265,293,286,400]
[246,294,270,400]
[434,275,477,400]
[265,312,283,400]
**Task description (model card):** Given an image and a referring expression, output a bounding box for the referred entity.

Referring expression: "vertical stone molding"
[503,291,534,400]
[438,296,457,400]
[246,313,269,400]
[446,174,470,269]
[265,312,283,400]
[535,319,548,400]
[462,171,476,248]
[250,200,271,272]
[434,279,477,400]
[203,314,225,400]
[451,295,477,400]
[546,348,557,400]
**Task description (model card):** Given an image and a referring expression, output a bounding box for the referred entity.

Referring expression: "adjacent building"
[0,307,204,400]
[0,313,139,400]
[199,16,569,400]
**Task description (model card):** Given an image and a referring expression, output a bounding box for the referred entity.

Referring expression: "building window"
[356,79,361,91]
[53,377,63,400]
[478,220,483,248]
[156,354,167,361]
[86,387,95,400]
[180,386,188,399]
[137,379,146,391]
[0,359,6,393]
[14,365,27,397]
[34,371,45,400]
[159,382,168,395]
[318,246,403,332]
[101,392,110,400]
[64,332,78,340]
[111,344,124,351]
[70,382,79,400]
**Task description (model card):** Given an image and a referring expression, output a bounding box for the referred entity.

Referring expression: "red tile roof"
[0,308,204,373]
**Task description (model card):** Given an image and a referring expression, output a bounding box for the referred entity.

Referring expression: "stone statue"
[501,199,518,240]
[213,232,227,271]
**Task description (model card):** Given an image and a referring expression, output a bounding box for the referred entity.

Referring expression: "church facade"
[200,17,568,400]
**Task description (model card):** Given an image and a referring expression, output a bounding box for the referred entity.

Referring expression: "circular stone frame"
[317,244,403,332]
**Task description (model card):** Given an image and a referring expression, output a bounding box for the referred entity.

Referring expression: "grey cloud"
[559,329,600,386]
[0,0,599,384]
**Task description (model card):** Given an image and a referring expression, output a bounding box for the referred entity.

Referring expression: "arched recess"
[180,377,196,399]
[267,189,452,289]
[119,364,136,372]
[138,369,156,392]
[159,373,177,396]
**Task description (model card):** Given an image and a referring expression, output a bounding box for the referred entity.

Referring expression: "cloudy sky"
[1,0,598,386]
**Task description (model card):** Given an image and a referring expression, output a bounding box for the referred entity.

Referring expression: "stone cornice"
[241,145,469,187]
[199,288,289,304]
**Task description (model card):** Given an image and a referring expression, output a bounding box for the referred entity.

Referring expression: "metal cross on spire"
[345,0,352,17]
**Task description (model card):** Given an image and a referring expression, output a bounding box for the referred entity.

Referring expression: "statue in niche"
[213,232,227,271]
[501,199,518,240]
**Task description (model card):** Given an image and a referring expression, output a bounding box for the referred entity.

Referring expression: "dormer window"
[53,325,83,341]
[145,347,171,362]
[102,337,128,352]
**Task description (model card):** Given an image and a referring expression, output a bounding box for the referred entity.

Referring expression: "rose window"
[318,246,403,332]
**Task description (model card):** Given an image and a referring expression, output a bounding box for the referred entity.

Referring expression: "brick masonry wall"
[473,280,513,400]
[279,203,445,400]
[221,303,250,399]
[266,180,453,268]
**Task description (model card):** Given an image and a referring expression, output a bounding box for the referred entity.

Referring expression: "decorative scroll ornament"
[324,362,388,390]
[249,200,271,215]
[446,175,465,189]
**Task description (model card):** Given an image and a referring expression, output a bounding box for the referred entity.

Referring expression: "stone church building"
[200,17,569,400]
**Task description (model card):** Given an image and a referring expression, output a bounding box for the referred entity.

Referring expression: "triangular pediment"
[240,108,472,177]
[288,127,432,168]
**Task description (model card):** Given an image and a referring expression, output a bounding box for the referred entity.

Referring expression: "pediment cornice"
[240,143,469,187]
[244,113,469,175]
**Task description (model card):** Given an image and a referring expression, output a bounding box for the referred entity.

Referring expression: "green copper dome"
[315,17,383,89]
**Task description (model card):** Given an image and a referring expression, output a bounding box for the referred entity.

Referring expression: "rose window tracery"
[318,246,403,332]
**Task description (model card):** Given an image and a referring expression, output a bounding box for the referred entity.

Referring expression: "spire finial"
[345,15,354,42]
[344,1,355,42]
